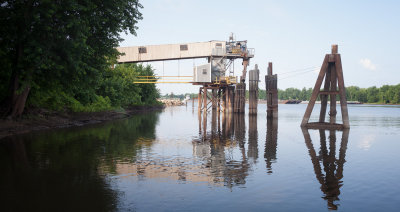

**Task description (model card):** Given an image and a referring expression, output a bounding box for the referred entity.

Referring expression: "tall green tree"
[0,0,142,117]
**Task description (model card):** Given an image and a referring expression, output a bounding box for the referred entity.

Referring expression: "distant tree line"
[260,84,400,104]
[0,0,161,118]
[183,84,400,104]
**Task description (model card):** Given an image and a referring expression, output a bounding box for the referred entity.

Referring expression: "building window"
[202,69,207,75]
[138,47,147,54]
[215,43,222,47]
[180,44,188,51]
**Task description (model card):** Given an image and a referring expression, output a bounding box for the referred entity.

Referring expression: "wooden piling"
[217,89,221,115]
[222,88,227,113]
[319,65,331,122]
[198,87,202,114]
[266,62,278,118]
[249,64,259,114]
[234,83,245,113]
[212,89,217,110]
[335,54,350,128]
[203,86,207,114]
[330,64,337,124]
[229,86,235,112]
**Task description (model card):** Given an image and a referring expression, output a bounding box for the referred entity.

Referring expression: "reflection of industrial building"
[265,117,278,174]
[114,113,256,188]
[193,112,252,188]
[115,158,219,185]
[302,128,350,210]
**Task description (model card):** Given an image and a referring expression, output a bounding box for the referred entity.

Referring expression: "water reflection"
[248,115,258,163]
[194,112,250,188]
[0,112,160,211]
[265,117,278,174]
[112,112,253,188]
[301,127,350,210]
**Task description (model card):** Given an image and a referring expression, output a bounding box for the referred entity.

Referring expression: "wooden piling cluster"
[301,45,350,129]
[233,83,245,113]
[265,62,278,117]
[197,85,235,115]
[249,65,260,114]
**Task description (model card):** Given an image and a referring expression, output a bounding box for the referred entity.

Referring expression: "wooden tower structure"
[301,45,350,129]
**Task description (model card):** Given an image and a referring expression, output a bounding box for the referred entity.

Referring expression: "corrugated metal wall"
[117,41,226,63]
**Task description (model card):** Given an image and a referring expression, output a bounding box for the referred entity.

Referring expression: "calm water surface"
[1,104,400,211]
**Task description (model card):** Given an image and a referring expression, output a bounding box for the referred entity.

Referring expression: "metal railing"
[212,47,255,58]
[134,76,193,84]
[214,76,237,85]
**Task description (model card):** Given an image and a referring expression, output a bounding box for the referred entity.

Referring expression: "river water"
[1,104,399,211]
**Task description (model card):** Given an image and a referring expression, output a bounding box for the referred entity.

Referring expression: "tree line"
[259,84,400,104]
[181,84,400,104]
[0,0,160,118]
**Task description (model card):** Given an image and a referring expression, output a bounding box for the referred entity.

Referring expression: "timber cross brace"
[301,45,350,130]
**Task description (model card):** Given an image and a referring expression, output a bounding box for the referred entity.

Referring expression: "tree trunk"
[3,42,31,118]
[4,72,31,118]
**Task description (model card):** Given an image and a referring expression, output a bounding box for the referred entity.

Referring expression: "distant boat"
[347,101,362,104]
[280,99,302,104]
[300,100,362,104]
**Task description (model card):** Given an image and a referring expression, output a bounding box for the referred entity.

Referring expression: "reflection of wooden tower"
[301,128,349,210]
[265,62,278,118]
[301,45,350,129]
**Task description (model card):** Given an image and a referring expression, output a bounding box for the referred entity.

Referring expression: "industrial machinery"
[116,34,254,113]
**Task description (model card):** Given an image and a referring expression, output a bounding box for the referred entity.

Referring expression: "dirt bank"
[0,105,164,139]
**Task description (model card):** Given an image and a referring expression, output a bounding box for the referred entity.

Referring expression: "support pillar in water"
[203,86,208,114]
[249,64,260,114]
[265,62,278,118]
[212,89,217,110]
[234,83,245,113]
[198,87,202,114]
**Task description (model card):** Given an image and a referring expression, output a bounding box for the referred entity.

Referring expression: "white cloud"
[359,58,377,71]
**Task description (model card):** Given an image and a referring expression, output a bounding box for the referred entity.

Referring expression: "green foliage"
[346,84,400,104]
[277,87,313,100]
[27,63,159,111]
[162,84,400,105]
[275,84,400,104]
[0,0,148,114]
[135,65,161,105]
[99,64,141,107]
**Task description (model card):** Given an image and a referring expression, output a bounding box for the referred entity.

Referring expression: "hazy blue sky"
[120,0,400,95]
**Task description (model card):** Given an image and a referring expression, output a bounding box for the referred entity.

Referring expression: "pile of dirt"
[159,99,185,106]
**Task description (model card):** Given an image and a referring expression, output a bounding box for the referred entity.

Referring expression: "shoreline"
[255,99,400,105]
[0,105,165,140]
